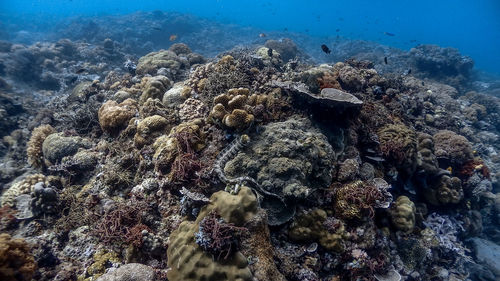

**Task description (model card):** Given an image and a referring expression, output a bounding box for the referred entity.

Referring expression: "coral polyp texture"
[0,26,499,281]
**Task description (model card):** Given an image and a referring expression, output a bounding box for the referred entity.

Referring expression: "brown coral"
[139,75,172,104]
[133,115,171,148]
[98,98,138,135]
[424,175,464,205]
[27,124,56,168]
[333,180,386,220]
[0,233,37,281]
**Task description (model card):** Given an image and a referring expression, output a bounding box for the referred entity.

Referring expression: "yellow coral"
[84,250,120,280]
[223,109,254,130]
[27,124,56,168]
[0,233,36,281]
[390,196,416,233]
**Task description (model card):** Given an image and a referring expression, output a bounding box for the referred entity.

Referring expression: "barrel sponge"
[389,196,416,233]
[27,124,56,168]
[166,187,256,281]
[139,75,172,104]
[0,233,37,281]
[288,208,345,252]
[98,98,138,135]
[433,130,474,166]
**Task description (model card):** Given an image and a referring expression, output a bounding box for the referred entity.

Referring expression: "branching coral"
[0,233,37,281]
[27,124,56,168]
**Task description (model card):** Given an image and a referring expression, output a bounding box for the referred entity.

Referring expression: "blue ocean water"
[1,0,500,74]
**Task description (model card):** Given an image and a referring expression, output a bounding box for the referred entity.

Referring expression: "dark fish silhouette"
[267,48,273,57]
[384,57,388,64]
[75,68,87,74]
[336,29,340,32]
[403,69,412,75]
[384,32,396,36]
[321,44,331,54]
[152,26,161,31]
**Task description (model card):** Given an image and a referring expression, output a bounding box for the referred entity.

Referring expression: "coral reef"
[390,196,416,233]
[0,233,37,281]
[378,123,418,175]
[27,124,56,168]
[98,99,138,135]
[433,130,474,167]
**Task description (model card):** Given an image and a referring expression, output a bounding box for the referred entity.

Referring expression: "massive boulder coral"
[136,48,199,80]
[288,208,345,251]
[0,233,37,281]
[139,75,172,104]
[224,117,334,199]
[98,98,138,135]
[133,115,171,148]
[390,196,416,233]
[42,133,92,165]
[432,130,474,167]
[424,175,464,205]
[166,186,256,281]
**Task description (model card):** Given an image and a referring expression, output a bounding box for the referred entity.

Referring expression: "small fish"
[410,39,417,43]
[384,57,388,64]
[283,27,288,31]
[75,68,87,74]
[259,33,267,38]
[267,48,273,57]
[384,32,396,36]
[403,68,412,75]
[152,26,161,31]
[336,29,340,32]
[169,34,178,41]
[446,166,453,173]
[321,44,331,54]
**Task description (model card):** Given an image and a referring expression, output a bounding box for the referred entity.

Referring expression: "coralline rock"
[31,181,58,216]
[139,75,172,104]
[27,124,56,168]
[225,117,334,199]
[0,233,37,281]
[433,130,474,166]
[390,196,416,233]
[98,99,138,135]
[166,187,256,281]
[95,263,155,281]
[470,238,500,278]
[42,133,91,165]
[288,208,345,252]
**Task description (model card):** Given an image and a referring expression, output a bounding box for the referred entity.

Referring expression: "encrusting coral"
[0,233,37,281]
[27,124,56,168]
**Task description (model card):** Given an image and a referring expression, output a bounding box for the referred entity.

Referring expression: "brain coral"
[98,98,138,135]
[224,116,334,199]
[378,123,418,175]
[166,186,256,281]
[0,233,36,281]
[139,75,172,104]
[27,124,56,168]
[1,174,46,207]
[433,130,474,166]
